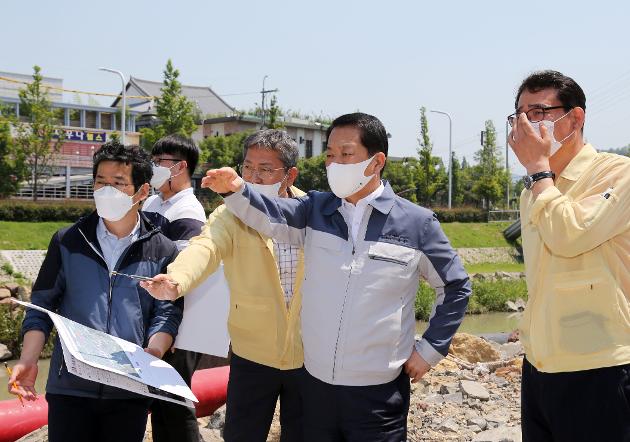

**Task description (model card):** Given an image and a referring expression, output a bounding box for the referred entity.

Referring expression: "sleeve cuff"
[529,186,562,224]
[415,338,444,367]
[165,269,187,299]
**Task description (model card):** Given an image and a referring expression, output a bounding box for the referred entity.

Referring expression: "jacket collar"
[559,144,598,181]
[78,210,160,245]
[321,180,396,216]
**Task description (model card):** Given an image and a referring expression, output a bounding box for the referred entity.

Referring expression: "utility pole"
[505,120,510,209]
[430,110,453,209]
[260,75,278,129]
[99,67,126,144]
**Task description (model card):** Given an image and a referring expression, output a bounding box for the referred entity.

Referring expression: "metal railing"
[488,209,520,222]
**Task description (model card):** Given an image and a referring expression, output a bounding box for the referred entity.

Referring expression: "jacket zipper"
[331,245,354,382]
[368,255,409,266]
[77,224,157,397]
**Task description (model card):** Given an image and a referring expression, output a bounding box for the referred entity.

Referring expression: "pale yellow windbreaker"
[168,187,305,370]
[520,144,630,373]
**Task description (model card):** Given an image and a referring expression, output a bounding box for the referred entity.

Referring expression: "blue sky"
[3,0,629,175]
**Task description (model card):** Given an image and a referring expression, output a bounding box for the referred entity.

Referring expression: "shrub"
[0,305,55,358]
[432,207,488,223]
[0,200,93,222]
[414,278,528,320]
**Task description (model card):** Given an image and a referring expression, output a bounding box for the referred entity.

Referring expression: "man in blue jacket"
[8,141,182,442]
[176,112,472,441]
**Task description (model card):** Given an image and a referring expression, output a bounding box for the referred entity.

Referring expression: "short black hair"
[243,129,299,169]
[152,134,199,176]
[93,141,152,191]
[515,70,586,112]
[326,112,389,159]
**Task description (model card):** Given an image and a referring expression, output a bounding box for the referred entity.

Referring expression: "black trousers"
[301,368,409,442]
[522,357,630,442]
[151,349,203,442]
[223,353,303,442]
[46,393,149,442]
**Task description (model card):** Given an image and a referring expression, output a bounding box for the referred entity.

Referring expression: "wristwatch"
[523,171,555,190]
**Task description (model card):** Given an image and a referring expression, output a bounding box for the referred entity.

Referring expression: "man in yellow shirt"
[508,70,630,441]
[142,130,305,442]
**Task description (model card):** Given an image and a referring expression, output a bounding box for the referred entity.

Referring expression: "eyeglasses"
[93,181,134,192]
[152,157,182,166]
[239,163,286,180]
[507,106,568,127]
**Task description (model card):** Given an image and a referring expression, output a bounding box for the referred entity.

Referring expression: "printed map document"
[13,300,198,408]
[174,264,230,357]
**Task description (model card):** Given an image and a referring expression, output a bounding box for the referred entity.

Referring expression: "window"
[101,113,113,130]
[85,111,97,129]
[69,109,80,127]
[305,139,313,158]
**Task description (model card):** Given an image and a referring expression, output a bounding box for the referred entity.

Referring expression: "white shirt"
[338,182,385,244]
[143,187,206,250]
[273,241,300,307]
[96,215,141,272]
[143,187,206,223]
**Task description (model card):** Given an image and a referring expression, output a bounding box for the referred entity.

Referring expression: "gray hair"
[243,129,299,169]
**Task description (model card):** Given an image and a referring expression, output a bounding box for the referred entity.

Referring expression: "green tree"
[0,109,27,197]
[13,65,64,201]
[472,120,508,208]
[416,107,443,205]
[266,95,284,129]
[383,158,419,203]
[141,59,198,149]
[198,132,250,169]
[295,154,329,192]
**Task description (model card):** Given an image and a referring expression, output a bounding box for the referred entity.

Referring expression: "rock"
[485,412,509,426]
[490,375,509,387]
[473,363,491,376]
[439,383,459,395]
[4,283,19,296]
[438,418,459,433]
[0,288,11,300]
[198,427,223,442]
[495,359,523,379]
[443,392,464,404]
[423,394,445,404]
[206,405,226,430]
[16,426,48,441]
[469,424,483,432]
[17,285,30,301]
[449,333,501,364]
[472,426,522,442]
[479,332,511,344]
[500,342,524,360]
[0,343,12,361]
[460,380,490,401]
[468,417,488,431]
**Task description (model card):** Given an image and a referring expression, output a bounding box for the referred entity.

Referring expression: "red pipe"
[0,366,229,442]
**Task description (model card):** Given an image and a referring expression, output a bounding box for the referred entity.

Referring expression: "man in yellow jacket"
[143,129,305,442]
[508,70,630,442]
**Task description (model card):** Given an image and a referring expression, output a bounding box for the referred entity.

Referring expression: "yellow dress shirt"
[168,187,305,370]
[519,144,630,372]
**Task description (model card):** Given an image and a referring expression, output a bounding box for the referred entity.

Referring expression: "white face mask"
[326,156,375,199]
[150,163,182,190]
[530,110,575,156]
[93,186,139,222]
[249,175,287,198]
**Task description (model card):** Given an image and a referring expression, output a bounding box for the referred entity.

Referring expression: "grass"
[0,221,517,250]
[415,278,528,321]
[465,262,524,274]
[0,221,70,250]
[441,222,514,248]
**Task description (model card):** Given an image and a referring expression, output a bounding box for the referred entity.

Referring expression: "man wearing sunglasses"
[142,135,209,442]
[142,130,306,442]
[508,70,630,441]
